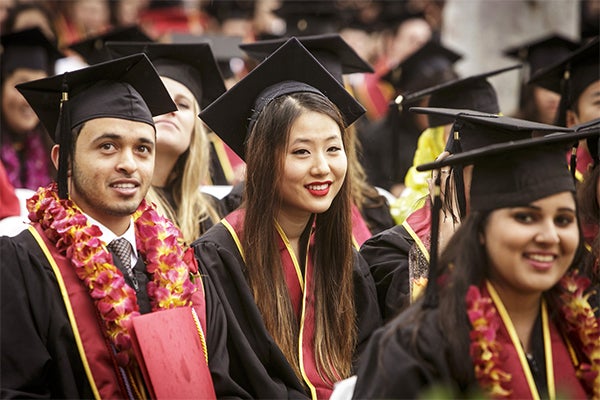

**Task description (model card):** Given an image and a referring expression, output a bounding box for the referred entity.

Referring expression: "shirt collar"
[84,213,138,255]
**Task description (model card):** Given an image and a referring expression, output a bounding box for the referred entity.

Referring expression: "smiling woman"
[351,127,599,399]
[193,38,381,398]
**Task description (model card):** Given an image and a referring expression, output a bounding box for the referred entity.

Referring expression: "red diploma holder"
[129,307,216,399]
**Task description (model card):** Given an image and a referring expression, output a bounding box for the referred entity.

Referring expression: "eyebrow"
[291,135,342,145]
[91,133,154,145]
[517,205,576,213]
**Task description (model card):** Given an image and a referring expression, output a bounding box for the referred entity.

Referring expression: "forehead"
[288,111,342,139]
[78,117,155,140]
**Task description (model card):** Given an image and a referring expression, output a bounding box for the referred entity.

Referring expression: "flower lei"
[27,183,200,366]
[466,271,599,399]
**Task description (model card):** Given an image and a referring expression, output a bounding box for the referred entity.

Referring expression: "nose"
[311,152,331,176]
[534,219,560,245]
[116,148,137,175]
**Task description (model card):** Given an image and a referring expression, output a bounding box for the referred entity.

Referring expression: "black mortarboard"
[376,2,426,32]
[106,42,226,109]
[410,107,572,223]
[398,64,521,127]
[0,27,64,77]
[239,33,373,83]
[274,0,341,36]
[68,25,153,65]
[170,33,246,80]
[415,124,594,309]
[16,54,176,198]
[199,37,365,160]
[382,40,462,93]
[203,0,255,23]
[503,33,580,78]
[528,36,599,126]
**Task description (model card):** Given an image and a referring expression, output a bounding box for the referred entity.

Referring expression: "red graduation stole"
[30,224,215,400]
[224,210,335,399]
[484,283,587,399]
[402,200,432,261]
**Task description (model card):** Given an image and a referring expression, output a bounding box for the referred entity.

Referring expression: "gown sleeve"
[352,307,469,399]
[0,232,93,399]
[359,225,413,321]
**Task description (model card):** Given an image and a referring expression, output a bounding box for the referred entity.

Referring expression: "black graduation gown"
[0,229,242,398]
[359,224,413,322]
[359,104,422,191]
[352,307,477,399]
[192,222,382,399]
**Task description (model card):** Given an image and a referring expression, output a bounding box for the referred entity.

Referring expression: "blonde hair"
[146,98,221,244]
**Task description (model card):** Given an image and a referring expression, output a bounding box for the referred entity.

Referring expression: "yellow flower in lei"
[559,271,600,398]
[27,183,199,366]
[466,270,599,399]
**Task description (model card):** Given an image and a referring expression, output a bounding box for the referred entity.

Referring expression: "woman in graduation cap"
[107,42,226,244]
[194,37,381,399]
[349,128,599,399]
[0,28,63,190]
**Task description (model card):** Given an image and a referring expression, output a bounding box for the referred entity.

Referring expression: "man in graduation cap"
[0,54,223,398]
[529,36,600,181]
[1,27,64,190]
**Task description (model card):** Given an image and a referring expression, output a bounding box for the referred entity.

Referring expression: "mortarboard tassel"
[57,74,71,199]
[448,126,468,219]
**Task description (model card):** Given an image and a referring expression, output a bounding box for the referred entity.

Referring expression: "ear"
[565,109,579,128]
[51,145,72,177]
[51,145,60,170]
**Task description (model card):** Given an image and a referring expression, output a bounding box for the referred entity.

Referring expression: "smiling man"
[0,54,222,398]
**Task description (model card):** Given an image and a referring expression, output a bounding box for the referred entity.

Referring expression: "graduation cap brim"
[1,27,64,72]
[415,129,597,172]
[199,37,365,160]
[401,64,521,104]
[68,25,153,65]
[528,36,600,93]
[239,33,373,75]
[410,107,574,134]
[105,42,226,108]
[170,33,245,61]
[503,33,580,60]
[16,53,175,141]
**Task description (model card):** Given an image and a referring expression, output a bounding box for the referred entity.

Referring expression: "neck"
[491,281,542,353]
[276,210,312,258]
[152,152,178,187]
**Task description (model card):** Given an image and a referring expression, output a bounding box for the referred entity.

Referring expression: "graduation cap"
[397,64,521,127]
[274,0,342,36]
[203,0,255,23]
[409,107,572,223]
[415,124,594,308]
[382,40,462,93]
[68,25,153,65]
[16,54,176,198]
[528,36,599,126]
[105,42,226,109]
[170,33,245,80]
[503,33,580,79]
[376,2,426,32]
[199,37,365,160]
[0,27,64,77]
[239,33,373,83]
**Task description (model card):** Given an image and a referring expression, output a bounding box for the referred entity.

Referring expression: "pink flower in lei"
[1,129,51,190]
[466,271,600,399]
[559,271,600,398]
[466,285,512,398]
[28,183,199,366]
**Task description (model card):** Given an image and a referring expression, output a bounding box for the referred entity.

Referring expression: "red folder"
[129,307,216,399]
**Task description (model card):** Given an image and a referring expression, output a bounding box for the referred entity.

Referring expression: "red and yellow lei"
[27,183,200,366]
[466,272,599,399]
